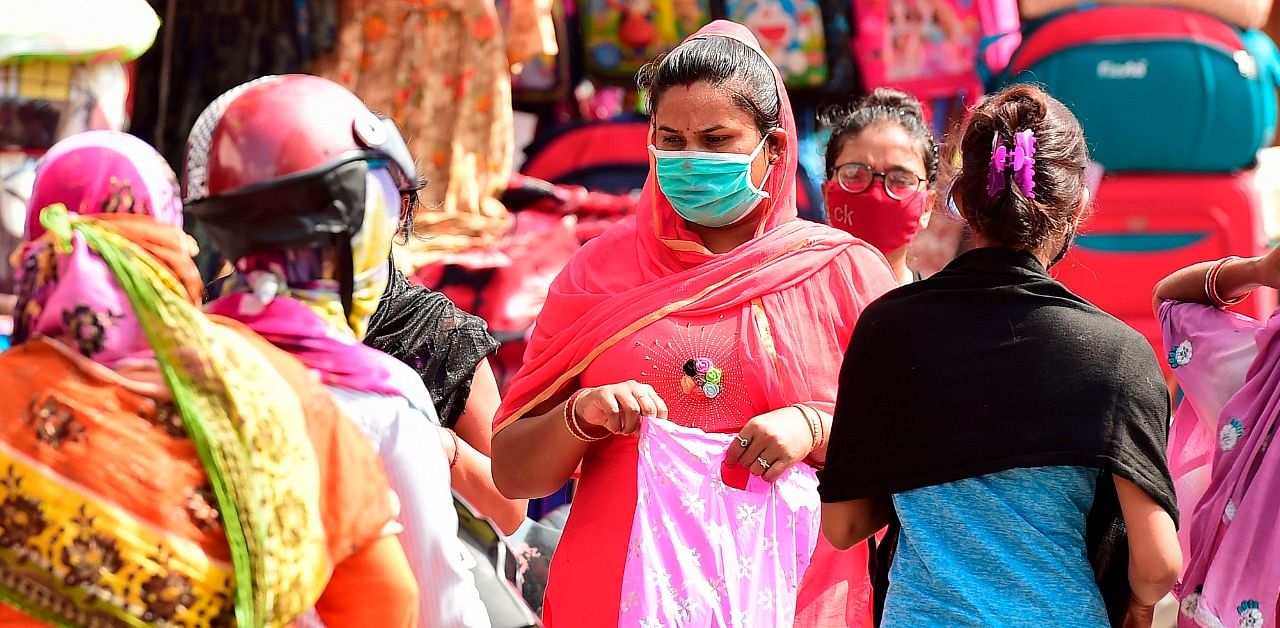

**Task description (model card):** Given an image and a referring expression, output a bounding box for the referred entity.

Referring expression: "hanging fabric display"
[0,0,155,293]
[314,0,520,270]
[499,0,571,103]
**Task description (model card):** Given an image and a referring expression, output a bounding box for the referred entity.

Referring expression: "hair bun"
[991,84,1050,136]
[947,84,1089,253]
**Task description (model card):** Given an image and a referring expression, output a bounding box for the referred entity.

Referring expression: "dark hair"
[395,177,428,246]
[636,36,780,137]
[948,84,1089,251]
[820,88,939,185]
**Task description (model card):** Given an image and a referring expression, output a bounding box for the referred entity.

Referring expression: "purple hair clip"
[986,129,1037,199]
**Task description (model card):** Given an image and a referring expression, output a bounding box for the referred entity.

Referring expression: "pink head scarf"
[24,131,184,238]
[495,20,895,430]
[12,130,192,367]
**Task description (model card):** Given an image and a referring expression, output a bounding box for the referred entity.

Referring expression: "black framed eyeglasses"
[831,162,926,200]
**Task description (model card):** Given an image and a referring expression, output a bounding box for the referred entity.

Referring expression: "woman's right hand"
[574,381,668,436]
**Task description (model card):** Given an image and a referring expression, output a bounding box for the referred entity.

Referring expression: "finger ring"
[737,436,751,448]
[756,457,772,470]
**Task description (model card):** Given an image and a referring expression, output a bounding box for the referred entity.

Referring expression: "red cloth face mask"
[826,182,926,254]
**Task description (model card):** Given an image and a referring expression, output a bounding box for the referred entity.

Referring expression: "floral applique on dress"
[140,569,197,623]
[1168,339,1193,369]
[186,484,221,532]
[1238,599,1264,628]
[1221,418,1246,452]
[635,319,754,433]
[1180,587,1203,619]
[0,494,46,549]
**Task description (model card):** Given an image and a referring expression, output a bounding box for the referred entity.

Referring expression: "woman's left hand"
[729,407,814,482]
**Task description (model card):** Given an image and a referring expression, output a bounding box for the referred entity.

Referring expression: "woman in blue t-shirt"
[817,84,1182,627]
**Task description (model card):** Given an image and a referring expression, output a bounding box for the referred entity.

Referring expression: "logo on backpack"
[1096,59,1148,80]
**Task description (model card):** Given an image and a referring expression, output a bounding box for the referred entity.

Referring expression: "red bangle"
[564,389,606,442]
[1206,256,1247,308]
[447,429,461,469]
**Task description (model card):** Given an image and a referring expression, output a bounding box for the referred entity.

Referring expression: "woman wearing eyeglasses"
[822,89,937,285]
[808,88,941,626]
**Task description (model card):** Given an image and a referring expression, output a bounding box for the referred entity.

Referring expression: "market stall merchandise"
[1020,0,1273,30]
[313,0,558,271]
[0,0,158,293]
[990,5,1280,173]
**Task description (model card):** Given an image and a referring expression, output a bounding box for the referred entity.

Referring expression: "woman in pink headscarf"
[1155,248,1280,627]
[490,21,897,626]
[0,130,415,626]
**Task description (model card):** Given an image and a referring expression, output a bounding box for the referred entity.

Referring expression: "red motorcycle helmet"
[185,73,417,260]
[183,74,418,312]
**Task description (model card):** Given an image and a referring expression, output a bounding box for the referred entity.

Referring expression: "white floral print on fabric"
[1221,418,1246,452]
[1239,600,1264,628]
[1168,339,1194,369]
[617,418,820,627]
[1180,591,1201,619]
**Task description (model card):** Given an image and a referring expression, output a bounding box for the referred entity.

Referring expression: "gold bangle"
[792,404,821,452]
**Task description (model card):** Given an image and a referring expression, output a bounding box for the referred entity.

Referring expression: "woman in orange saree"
[490,21,898,627]
[0,131,417,627]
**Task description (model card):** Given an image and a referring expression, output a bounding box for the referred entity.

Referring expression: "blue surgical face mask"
[650,135,773,228]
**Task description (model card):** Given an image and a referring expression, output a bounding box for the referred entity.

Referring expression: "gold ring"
[757,457,772,470]
[737,436,751,448]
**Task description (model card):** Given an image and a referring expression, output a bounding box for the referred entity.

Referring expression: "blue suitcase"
[993,5,1280,173]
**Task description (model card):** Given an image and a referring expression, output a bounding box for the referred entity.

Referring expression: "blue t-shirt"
[882,466,1108,627]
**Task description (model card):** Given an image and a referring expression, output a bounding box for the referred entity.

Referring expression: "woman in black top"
[818,84,1181,627]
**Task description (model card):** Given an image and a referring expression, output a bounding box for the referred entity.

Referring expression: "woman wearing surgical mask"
[490,21,897,627]
[823,89,938,285]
